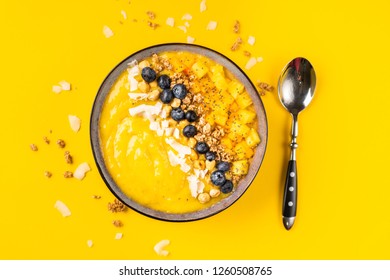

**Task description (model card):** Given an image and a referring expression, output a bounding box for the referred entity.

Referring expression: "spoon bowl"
[278,57,316,230]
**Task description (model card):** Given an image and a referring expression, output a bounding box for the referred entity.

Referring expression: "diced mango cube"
[235,92,253,109]
[232,160,249,175]
[214,113,228,126]
[205,114,215,126]
[221,91,235,105]
[212,73,228,90]
[192,61,209,78]
[178,52,196,68]
[230,102,240,112]
[233,141,254,160]
[170,57,186,72]
[246,128,261,147]
[210,64,224,74]
[230,121,250,138]
[220,137,233,149]
[237,109,256,124]
[228,80,245,99]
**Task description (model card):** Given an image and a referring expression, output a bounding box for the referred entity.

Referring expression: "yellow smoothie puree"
[99,51,261,213]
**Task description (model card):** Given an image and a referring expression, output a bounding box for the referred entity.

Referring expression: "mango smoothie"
[99,51,261,214]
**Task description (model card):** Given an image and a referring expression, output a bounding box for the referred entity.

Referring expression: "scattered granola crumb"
[257,81,274,95]
[56,139,66,148]
[233,20,240,33]
[108,199,127,213]
[44,171,52,178]
[112,220,123,227]
[92,195,101,199]
[63,171,73,178]
[243,50,251,57]
[231,37,242,51]
[146,11,156,20]
[64,151,73,164]
[30,144,38,151]
[147,21,159,29]
[49,130,52,134]
[43,136,50,144]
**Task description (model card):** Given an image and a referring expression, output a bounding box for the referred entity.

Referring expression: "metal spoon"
[278,57,316,230]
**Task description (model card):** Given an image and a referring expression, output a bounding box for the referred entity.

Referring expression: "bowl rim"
[90,43,268,222]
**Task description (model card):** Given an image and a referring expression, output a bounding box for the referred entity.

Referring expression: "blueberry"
[159,89,173,104]
[172,84,187,99]
[141,67,157,83]
[205,151,216,161]
[220,180,234,193]
[183,125,197,138]
[216,161,230,172]
[171,108,185,121]
[195,142,209,154]
[210,170,226,187]
[185,110,198,122]
[157,75,171,89]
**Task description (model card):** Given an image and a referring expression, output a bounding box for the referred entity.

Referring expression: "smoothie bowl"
[90,44,267,221]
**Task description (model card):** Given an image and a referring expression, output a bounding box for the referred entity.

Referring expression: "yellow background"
[1,0,389,259]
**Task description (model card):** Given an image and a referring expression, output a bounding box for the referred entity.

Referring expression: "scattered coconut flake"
[200,0,207,12]
[128,65,140,91]
[180,162,191,173]
[245,57,257,70]
[165,138,191,155]
[129,102,162,117]
[87,240,93,248]
[115,233,123,240]
[173,128,180,139]
[165,127,174,136]
[194,169,208,179]
[184,21,190,28]
[68,115,81,132]
[166,17,175,27]
[52,85,62,94]
[187,36,195,44]
[156,128,164,136]
[59,80,71,91]
[206,21,217,30]
[128,93,148,100]
[187,175,205,197]
[73,162,91,180]
[182,13,192,20]
[257,57,263,62]
[121,10,127,20]
[161,120,170,129]
[149,121,160,131]
[248,36,256,46]
[127,59,138,68]
[103,25,114,38]
[54,200,71,217]
[178,25,187,33]
[154,239,170,257]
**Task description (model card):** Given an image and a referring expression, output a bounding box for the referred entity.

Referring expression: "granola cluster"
[108,199,127,213]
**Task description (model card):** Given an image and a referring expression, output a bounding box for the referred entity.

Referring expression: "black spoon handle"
[282,160,297,230]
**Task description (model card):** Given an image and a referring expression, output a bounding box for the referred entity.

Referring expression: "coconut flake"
[149,121,160,131]
[206,21,217,30]
[129,102,162,117]
[184,21,190,28]
[182,13,192,20]
[248,36,256,46]
[200,0,207,12]
[187,36,195,44]
[166,17,175,27]
[68,115,81,132]
[173,128,180,139]
[245,57,257,70]
[161,120,170,129]
[121,10,127,20]
[178,25,187,33]
[257,57,263,62]
[128,93,148,100]
[187,175,205,197]
[87,240,93,247]
[180,162,191,173]
[128,65,140,91]
[103,25,114,38]
[115,233,123,240]
[73,162,91,180]
[52,85,62,94]
[54,200,71,217]
[165,138,191,155]
[59,80,71,91]
[154,239,170,256]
